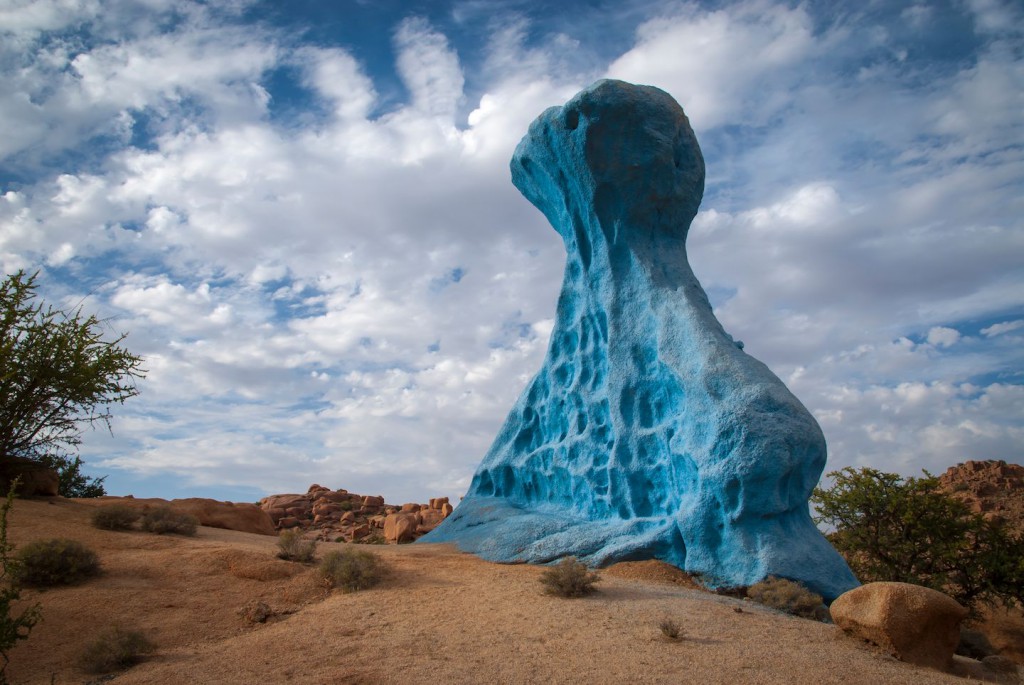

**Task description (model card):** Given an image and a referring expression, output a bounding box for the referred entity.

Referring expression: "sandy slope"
[3,498,1002,684]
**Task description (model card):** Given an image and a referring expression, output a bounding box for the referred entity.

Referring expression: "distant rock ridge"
[259,484,453,543]
[938,459,1024,535]
[423,79,858,602]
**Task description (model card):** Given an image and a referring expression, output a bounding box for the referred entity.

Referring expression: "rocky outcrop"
[423,79,857,602]
[939,459,1024,665]
[258,484,452,543]
[90,496,276,535]
[831,582,968,670]
[938,460,1024,534]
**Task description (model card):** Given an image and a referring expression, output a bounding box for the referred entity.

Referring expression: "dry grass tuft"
[659,618,683,640]
[139,507,198,536]
[79,627,155,673]
[91,505,141,531]
[14,538,100,587]
[539,557,601,598]
[276,529,317,563]
[318,548,386,592]
[746,576,825,619]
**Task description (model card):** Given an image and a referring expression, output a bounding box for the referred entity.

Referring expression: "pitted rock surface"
[423,79,858,601]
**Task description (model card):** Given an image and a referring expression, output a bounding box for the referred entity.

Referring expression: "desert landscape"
[5,494,1020,685]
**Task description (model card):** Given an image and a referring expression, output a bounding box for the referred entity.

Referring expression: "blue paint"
[423,80,858,602]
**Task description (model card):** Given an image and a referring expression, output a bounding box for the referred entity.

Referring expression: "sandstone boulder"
[170,498,276,536]
[384,512,417,543]
[831,582,968,670]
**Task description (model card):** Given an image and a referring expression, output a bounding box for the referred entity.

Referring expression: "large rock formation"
[423,79,858,601]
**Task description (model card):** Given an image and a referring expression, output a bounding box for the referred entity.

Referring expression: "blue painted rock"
[423,79,858,601]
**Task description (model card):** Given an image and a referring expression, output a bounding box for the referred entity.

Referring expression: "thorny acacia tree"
[0,271,145,496]
[812,467,1024,614]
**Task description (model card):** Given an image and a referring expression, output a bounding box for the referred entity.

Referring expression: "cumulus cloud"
[926,326,961,348]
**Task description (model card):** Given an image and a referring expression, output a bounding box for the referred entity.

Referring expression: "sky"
[1,0,1021,506]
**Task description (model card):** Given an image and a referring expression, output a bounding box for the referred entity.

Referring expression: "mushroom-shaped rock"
[422,79,858,601]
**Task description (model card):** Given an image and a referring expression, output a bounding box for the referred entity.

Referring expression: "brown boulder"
[383,512,417,543]
[169,498,277,536]
[831,582,968,670]
[441,502,454,516]
[0,457,59,497]
[259,494,308,512]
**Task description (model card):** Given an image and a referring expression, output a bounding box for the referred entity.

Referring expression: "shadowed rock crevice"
[423,79,858,601]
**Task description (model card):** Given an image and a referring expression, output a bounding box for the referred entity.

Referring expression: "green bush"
[276,529,316,563]
[318,548,386,592]
[0,483,42,683]
[14,538,100,587]
[539,557,601,598]
[91,504,141,531]
[746,576,824,619]
[79,627,154,673]
[139,507,198,536]
[812,467,1024,613]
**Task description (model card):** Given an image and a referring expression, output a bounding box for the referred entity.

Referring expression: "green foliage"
[746,576,825,619]
[276,529,317,563]
[0,271,145,495]
[539,557,601,598]
[318,548,386,592]
[79,627,155,674]
[14,538,100,587]
[139,507,198,536]
[812,467,1024,612]
[0,483,42,683]
[41,455,106,498]
[91,504,141,531]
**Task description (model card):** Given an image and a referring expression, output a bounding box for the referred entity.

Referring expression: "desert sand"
[4,498,1000,684]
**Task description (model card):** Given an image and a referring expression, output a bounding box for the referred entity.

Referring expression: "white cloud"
[982,319,1024,337]
[606,0,815,129]
[926,326,961,348]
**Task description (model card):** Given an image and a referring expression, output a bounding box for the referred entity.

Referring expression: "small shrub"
[276,529,317,563]
[79,627,155,673]
[318,548,386,592]
[1,482,42,681]
[539,557,601,598]
[238,600,273,624]
[659,618,682,640]
[746,576,824,619]
[353,533,386,545]
[337,500,354,511]
[14,538,100,587]
[91,504,141,531]
[139,507,198,536]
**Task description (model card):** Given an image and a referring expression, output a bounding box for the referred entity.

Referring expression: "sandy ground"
[4,498,1016,685]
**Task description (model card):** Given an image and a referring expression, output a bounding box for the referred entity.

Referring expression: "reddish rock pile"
[938,460,1024,534]
[259,484,453,543]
